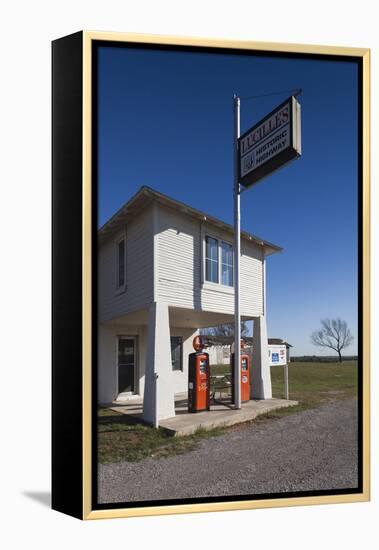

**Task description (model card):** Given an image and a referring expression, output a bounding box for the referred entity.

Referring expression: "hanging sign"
[238,96,301,187]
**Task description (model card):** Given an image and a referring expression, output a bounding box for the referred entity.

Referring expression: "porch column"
[251,315,272,399]
[143,302,175,427]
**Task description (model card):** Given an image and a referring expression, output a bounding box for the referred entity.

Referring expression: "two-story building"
[98,186,282,426]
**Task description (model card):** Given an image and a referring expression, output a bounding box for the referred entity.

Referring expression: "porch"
[108,392,298,436]
[99,302,273,427]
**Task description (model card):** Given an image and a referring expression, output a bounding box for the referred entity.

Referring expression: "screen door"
[118,337,136,394]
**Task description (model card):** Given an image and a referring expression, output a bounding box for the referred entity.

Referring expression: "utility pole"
[233,94,241,410]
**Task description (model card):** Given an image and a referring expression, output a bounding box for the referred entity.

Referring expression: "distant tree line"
[291,355,358,363]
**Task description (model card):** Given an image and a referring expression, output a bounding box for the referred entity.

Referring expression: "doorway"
[117,336,137,395]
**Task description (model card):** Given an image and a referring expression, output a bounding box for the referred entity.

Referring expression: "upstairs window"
[116,237,126,291]
[205,236,233,287]
[221,241,233,286]
[205,236,219,283]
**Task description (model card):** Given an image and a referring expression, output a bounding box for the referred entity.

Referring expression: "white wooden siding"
[157,204,202,310]
[98,206,154,323]
[240,240,265,315]
[156,204,264,317]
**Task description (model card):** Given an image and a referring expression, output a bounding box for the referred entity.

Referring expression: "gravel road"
[98,399,358,504]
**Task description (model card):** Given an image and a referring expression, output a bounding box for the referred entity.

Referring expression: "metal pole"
[233,94,241,409]
[154,372,159,428]
[285,345,290,400]
[284,364,289,400]
[284,344,291,400]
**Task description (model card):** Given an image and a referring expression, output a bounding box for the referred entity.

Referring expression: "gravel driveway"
[98,399,358,504]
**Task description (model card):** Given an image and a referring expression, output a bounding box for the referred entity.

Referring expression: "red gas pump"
[231,340,251,403]
[188,336,210,413]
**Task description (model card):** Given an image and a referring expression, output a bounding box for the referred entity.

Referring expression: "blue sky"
[97,45,358,356]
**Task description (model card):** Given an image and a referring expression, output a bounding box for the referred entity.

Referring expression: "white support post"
[233,94,241,410]
[252,316,272,399]
[143,302,175,427]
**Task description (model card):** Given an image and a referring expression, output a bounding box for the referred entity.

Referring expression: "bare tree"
[311,318,354,362]
[200,321,249,338]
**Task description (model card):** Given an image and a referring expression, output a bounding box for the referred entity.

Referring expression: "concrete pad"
[160,398,298,435]
[109,394,298,436]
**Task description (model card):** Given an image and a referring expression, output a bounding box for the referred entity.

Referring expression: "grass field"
[98,360,358,463]
[212,360,358,419]
[98,409,223,464]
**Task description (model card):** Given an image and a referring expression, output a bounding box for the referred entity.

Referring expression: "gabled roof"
[98,186,282,255]
[268,338,293,347]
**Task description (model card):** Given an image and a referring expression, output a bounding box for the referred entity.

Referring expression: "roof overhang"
[98,186,282,255]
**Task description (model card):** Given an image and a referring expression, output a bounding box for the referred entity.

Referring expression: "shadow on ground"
[23,491,51,508]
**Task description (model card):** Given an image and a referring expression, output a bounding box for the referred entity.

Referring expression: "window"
[205,236,233,287]
[205,236,219,283]
[116,238,126,291]
[221,241,233,286]
[171,336,183,371]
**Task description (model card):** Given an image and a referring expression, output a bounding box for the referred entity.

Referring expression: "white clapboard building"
[98,186,282,426]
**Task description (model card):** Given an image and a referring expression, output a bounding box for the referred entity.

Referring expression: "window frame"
[203,233,234,289]
[205,235,219,284]
[115,233,127,294]
[220,240,234,287]
[170,336,183,372]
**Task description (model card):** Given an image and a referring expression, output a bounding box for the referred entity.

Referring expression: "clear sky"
[97,45,358,356]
